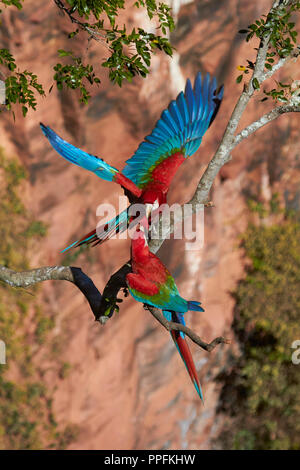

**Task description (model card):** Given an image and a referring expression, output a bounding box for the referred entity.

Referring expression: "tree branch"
[262,45,300,81]
[234,102,300,145]
[53,0,108,45]
[0,265,102,319]
[145,305,230,351]
[0,264,228,353]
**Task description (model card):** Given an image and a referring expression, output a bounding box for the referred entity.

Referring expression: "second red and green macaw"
[126,218,205,401]
[40,72,223,251]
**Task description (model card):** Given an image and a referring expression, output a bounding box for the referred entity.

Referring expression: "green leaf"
[252,78,260,90]
[57,49,72,57]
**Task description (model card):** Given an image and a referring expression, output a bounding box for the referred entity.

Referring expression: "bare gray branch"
[145,305,230,352]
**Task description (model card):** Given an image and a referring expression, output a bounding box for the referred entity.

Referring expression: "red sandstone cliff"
[0,0,299,449]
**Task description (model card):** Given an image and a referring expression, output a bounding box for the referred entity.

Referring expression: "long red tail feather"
[171,330,203,402]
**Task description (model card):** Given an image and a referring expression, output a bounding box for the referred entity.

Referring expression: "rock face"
[1,0,299,449]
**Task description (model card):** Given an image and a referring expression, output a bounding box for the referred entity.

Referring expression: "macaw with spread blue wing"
[126,218,205,401]
[40,72,223,251]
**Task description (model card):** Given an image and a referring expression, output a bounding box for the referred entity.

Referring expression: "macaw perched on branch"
[40,72,223,251]
[126,219,205,401]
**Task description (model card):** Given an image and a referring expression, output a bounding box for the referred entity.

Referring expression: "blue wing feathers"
[162,109,178,134]
[169,101,184,130]
[185,79,196,122]
[40,123,119,182]
[177,92,189,126]
[123,72,224,188]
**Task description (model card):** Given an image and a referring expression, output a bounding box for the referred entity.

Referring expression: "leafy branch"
[54,50,100,103]
[0,0,174,115]
[54,0,174,86]
[0,49,45,117]
[0,0,23,11]
[236,0,300,99]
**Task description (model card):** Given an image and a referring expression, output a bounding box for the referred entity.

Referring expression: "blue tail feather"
[60,207,130,253]
[187,301,205,312]
[60,240,80,254]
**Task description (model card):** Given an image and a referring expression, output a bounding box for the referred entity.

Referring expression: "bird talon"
[122,287,129,297]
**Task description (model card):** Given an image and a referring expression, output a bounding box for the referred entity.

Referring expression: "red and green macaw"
[126,219,205,401]
[40,72,223,251]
